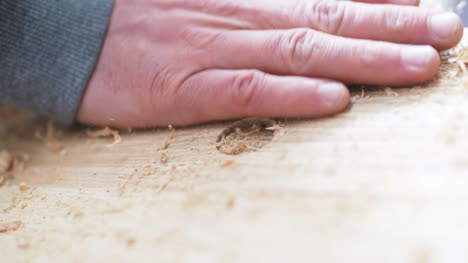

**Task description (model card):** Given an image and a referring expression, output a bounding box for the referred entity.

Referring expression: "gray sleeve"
[0,0,114,126]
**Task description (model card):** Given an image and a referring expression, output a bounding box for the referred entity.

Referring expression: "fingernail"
[430,13,462,41]
[400,46,435,71]
[317,83,346,106]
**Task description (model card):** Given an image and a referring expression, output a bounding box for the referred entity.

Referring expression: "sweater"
[0,0,114,126]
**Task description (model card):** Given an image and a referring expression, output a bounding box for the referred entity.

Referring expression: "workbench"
[2,3,468,263]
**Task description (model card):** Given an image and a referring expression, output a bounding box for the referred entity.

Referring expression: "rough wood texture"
[2,3,468,263]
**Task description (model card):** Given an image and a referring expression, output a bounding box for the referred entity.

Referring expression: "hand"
[77,0,463,128]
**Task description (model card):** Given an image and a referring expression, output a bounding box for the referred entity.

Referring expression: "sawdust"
[226,198,235,209]
[118,170,138,196]
[0,220,22,233]
[159,138,171,151]
[45,121,64,153]
[155,179,172,194]
[18,182,30,191]
[0,150,13,174]
[3,196,19,213]
[351,88,370,104]
[16,237,30,249]
[86,127,122,146]
[158,126,175,151]
[218,141,247,155]
[160,152,169,164]
[221,160,236,168]
[66,209,84,219]
[216,118,277,155]
[456,1,467,11]
[384,87,399,97]
[0,150,14,186]
[3,188,36,213]
[440,43,468,76]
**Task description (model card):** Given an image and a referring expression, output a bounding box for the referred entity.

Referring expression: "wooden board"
[2,4,468,263]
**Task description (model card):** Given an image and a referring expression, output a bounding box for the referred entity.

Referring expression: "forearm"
[0,0,113,126]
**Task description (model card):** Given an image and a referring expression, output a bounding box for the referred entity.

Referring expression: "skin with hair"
[77,0,463,128]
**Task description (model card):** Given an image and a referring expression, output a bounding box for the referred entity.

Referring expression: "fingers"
[260,0,462,50]
[209,29,440,85]
[174,70,349,124]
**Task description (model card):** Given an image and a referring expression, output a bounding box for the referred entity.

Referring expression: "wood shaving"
[0,220,22,233]
[0,151,14,186]
[226,198,235,209]
[159,138,171,151]
[221,160,236,168]
[384,87,399,97]
[442,44,468,75]
[458,47,468,62]
[448,57,459,63]
[217,118,275,143]
[217,140,247,155]
[158,126,175,151]
[18,182,30,191]
[456,1,466,12]
[17,237,30,249]
[217,118,276,155]
[351,88,370,104]
[160,152,169,164]
[0,150,13,173]
[46,121,64,153]
[86,127,122,146]
[458,60,467,73]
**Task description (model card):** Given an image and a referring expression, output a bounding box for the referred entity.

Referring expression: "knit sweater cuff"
[0,0,114,126]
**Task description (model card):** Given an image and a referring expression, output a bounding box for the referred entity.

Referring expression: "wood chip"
[0,151,14,186]
[159,138,171,150]
[17,237,30,249]
[18,182,30,191]
[0,220,22,233]
[160,152,169,164]
[447,57,459,63]
[216,118,275,155]
[458,60,467,73]
[384,87,399,97]
[457,1,467,12]
[86,127,122,146]
[0,151,13,173]
[158,125,176,151]
[221,160,236,168]
[46,121,64,153]
[351,88,369,103]
[217,141,247,155]
[226,198,235,209]
[459,48,468,59]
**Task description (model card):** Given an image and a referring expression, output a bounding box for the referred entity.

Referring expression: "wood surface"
[2,2,468,262]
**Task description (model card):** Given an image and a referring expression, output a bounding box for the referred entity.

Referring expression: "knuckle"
[230,71,264,109]
[306,0,346,34]
[273,29,319,74]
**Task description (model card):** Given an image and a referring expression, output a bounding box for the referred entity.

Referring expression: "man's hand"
[77,0,463,128]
